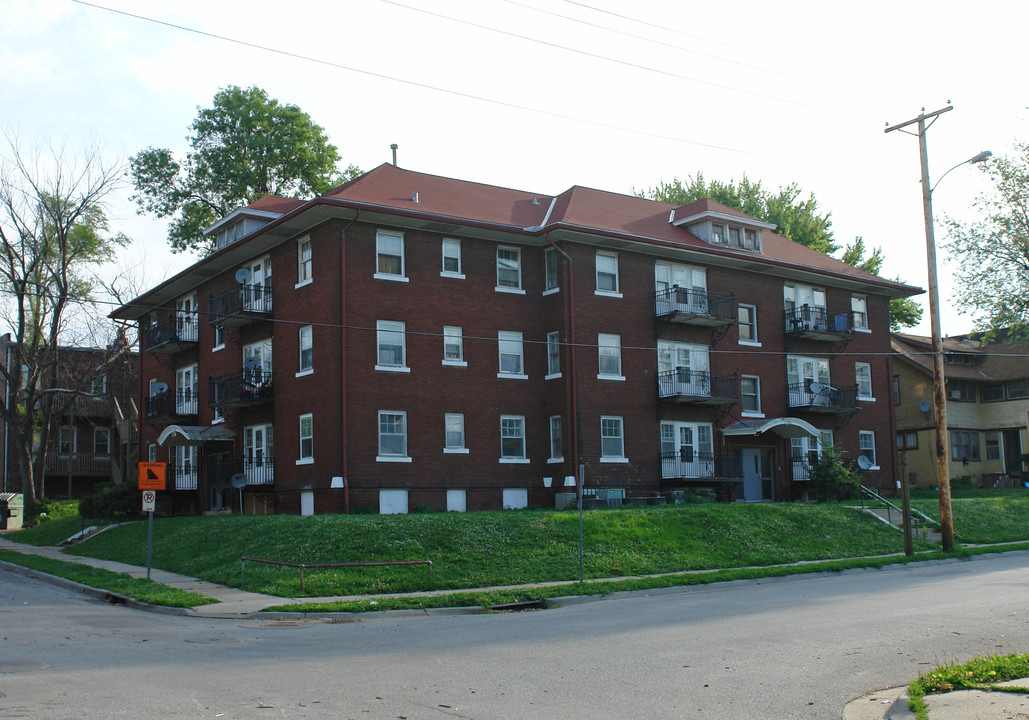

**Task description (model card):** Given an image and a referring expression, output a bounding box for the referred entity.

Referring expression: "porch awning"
[721,417,819,438]
[157,424,236,446]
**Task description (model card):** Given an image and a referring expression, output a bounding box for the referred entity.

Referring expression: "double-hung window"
[738,304,759,344]
[549,416,563,462]
[855,362,873,400]
[852,295,868,330]
[376,321,407,371]
[444,413,467,453]
[600,416,626,461]
[741,375,762,416]
[298,414,313,464]
[500,415,526,461]
[375,231,406,280]
[377,411,409,461]
[595,251,619,295]
[94,427,110,456]
[496,247,522,291]
[597,333,623,379]
[298,325,313,374]
[443,326,465,365]
[546,331,561,378]
[859,431,877,468]
[58,426,76,455]
[498,331,525,377]
[950,430,981,462]
[544,248,559,292]
[441,238,463,277]
[297,236,312,286]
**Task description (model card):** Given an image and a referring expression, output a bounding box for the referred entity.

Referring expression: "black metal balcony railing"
[655,288,736,326]
[168,462,199,491]
[208,284,273,326]
[787,382,859,412]
[145,391,199,422]
[659,452,743,480]
[783,306,854,339]
[44,452,112,475]
[209,371,273,408]
[207,454,275,486]
[791,459,812,482]
[657,370,739,404]
[144,314,199,353]
[53,392,114,418]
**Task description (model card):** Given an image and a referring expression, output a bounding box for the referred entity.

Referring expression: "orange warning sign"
[138,462,167,491]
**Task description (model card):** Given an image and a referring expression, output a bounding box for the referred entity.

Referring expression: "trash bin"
[0,493,24,531]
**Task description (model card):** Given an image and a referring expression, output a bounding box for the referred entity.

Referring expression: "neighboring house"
[892,331,1029,488]
[111,163,919,515]
[0,333,139,499]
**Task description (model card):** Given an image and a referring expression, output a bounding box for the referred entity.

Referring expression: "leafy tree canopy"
[945,142,1029,336]
[130,85,361,256]
[839,236,923,331]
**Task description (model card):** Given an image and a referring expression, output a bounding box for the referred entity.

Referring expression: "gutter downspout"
[137,322,144,472]
[545,234,578,487]
[340,211,359,513]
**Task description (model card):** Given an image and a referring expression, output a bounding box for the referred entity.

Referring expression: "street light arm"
[931,150,993,194]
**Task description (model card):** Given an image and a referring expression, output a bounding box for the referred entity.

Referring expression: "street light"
[886,105,991,552]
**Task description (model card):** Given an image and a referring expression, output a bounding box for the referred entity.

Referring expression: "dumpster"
[0,493,24,531]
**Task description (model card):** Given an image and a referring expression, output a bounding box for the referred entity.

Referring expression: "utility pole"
[885,105,955,552]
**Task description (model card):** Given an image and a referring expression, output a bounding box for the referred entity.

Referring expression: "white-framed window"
[741,375,762,416]
[91,375,107,395]
[786,355,831,407]
[655,262,708,316]
[496,246,522,291]
[298,325,313,374]
[595,251,620,296]
[546,331,561,378]
[544,247,559,293]
[443,326,465,365]
[790,430,834,479]
[148,443,157,463]
[549,415,563,462]
[297,236,313,286]
[597,333,623,380]
[58,426,76,455]
[500,415,526,461]
[738,304,759,344]
[444,413,467,453]
[93,427,111,456]
[211,379,224,424]
[175,364,198,415]
[859,431,877,468]
[783,283,826,311]
[852,295,868,331]
[441,238,463,278]
[376,320,408,372]
[657,340,711,397]
[213,325,225,351]
[175,293,199,341]
[377,411,410,461]
[375,230,406,281]
[174,444,198,490]
[298,413,313,464]
[243,423,274,483]
[855,362,873,400]
[600,416,626,461]
[985,431,1001,461]
[498,331,525,378]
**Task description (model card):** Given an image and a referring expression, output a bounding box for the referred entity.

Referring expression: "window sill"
[542,287,560,296]
[597,374,625,382]
[295,369,314,378]
[212,417,225,425]
[294,278,313,289]
[738,340,762,347]
[374,273,409,283]
[854,327,872,334]
[499,458,530,464]
[376,365,411,373]
[545,372,562,381]
[376,456,412,463]
[858,396,875,402]
[594,290,623,299]
[295,458,314,466]
[497,373,528,380]
[547,457,565,464]
[600,457,629,464]
[495,286,526,295]
[741,411,765,419]
[440,271,466,280]
[442,359,467,367]
[444,448,469,454]
[212,344,225,353]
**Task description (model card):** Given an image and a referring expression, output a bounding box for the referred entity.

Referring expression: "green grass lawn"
[11,503,931,598]
[910,488,1029,543]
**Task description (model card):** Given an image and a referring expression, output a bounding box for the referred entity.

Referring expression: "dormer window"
[217,221,246,250]
[669,201,772,254]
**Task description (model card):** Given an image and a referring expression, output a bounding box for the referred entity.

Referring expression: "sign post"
[137,463,166,581]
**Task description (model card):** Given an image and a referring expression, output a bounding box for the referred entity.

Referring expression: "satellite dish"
[243,356,260,371]
[808,382,825,395]
[230,473,247,489]
[918,400,931,413]
[153,382,168,394]
[234,268,251,284]
[857,455,873,470]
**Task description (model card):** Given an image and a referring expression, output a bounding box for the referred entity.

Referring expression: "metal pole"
[146,509,153,580]
[900,451,913,555]
[578,463,584,584]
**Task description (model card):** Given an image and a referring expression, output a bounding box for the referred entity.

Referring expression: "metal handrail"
[857,484,934,526]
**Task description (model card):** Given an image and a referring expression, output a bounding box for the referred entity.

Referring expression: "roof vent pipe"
[390,143,398,166]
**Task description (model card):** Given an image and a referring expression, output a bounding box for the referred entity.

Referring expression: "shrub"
[808,446,861,501]
[79,482,140,519]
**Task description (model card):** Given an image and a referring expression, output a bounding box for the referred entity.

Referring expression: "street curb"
[884,690,915,718]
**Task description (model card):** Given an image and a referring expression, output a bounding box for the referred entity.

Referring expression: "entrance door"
[741,449,763,501]
[1003,429,1023,477]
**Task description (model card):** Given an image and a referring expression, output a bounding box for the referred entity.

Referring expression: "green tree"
[0,133,130,518]
[130,85,361,256]
[807,445,861,501]
[945,143,1029,334]
[839,237,923,331]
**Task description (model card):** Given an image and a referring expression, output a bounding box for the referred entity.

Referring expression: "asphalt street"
[2,551,1029,719]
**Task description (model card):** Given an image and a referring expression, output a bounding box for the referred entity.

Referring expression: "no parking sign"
[142,490,156,513]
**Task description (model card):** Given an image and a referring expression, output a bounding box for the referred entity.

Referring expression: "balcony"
[791,459,812,482]
[787,382,859,413]
[145,315,199,354]
[208,285,273,327]
[53,392,113,418]
[209,371,274,408]
[659,452,743,481]
[657,370,739,405]
[210,454,274,486]
[145,391,199,424]
[169,462,199,491]
[44,452,112,476]
[655,288,736,327]
[784,307,854,341]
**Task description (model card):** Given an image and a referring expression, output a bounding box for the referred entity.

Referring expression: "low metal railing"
[657,370,739,402]
[209,284,274,322]
[654,287,736,322]
[209,371,273,406]
[144,314,199,350]
[787,382,859,411]
[659,451,743,480]
[784,307,854,335]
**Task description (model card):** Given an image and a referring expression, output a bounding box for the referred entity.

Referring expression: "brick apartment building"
[112,163,919,515]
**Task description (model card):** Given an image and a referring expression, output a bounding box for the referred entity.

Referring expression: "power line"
[68,0,758,156]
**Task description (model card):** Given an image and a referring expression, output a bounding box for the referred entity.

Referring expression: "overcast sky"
[3,0,1026,336]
